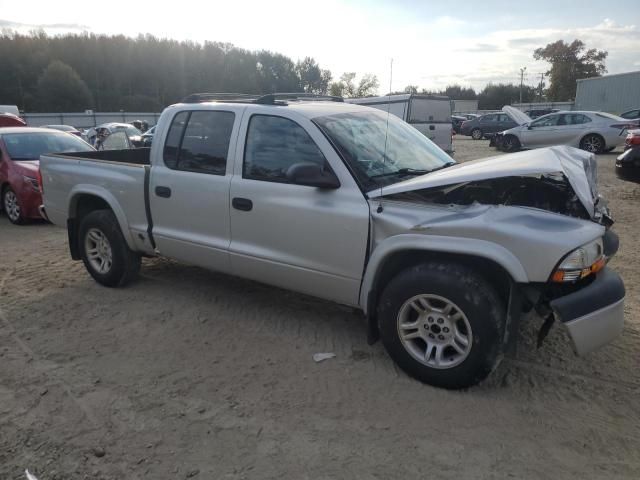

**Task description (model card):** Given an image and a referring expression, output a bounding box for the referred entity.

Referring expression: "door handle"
[232,197,253,211]
[155,186,171,198]
[429,125,435,130]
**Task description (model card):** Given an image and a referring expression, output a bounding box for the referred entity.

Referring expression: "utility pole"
[538,73,544,101]
[519,67,527,104]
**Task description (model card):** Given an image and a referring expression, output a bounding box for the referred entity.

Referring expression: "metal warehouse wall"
[23,112,161,128]
[575,71,640,113]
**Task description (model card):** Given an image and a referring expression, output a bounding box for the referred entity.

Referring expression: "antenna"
[378,58,393,211]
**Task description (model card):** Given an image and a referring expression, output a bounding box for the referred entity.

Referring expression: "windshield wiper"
[371,162,455,179]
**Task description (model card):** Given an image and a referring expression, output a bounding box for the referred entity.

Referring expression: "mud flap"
[504,282,522,357]
[67,218,80,260]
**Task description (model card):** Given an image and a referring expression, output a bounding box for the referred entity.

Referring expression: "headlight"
[551,238,605,282]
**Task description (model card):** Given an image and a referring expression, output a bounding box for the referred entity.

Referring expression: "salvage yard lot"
[1,137,639,479]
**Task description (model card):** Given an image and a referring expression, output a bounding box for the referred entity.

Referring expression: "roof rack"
[181,93,260,103]
[256,93,344,104]
[180,92,344,105]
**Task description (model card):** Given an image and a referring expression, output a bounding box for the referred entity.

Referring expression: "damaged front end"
[382,172,592,220]
[366,146,621,354]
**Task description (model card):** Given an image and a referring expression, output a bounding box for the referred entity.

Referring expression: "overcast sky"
[2,0,639,93]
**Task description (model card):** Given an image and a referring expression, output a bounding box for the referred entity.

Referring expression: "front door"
[520,113,564,148]
[228,112,370,306]
[149,107,242,273]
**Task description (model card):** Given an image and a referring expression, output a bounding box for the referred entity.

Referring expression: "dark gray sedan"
[460,112,519,140]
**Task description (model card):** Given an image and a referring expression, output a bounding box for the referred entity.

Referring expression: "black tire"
[2,186,26,225]
[502,135,521,153]
[378,262,505,389]
[579,134,605,154]
[471,128,483,140]
[78,209,141,287]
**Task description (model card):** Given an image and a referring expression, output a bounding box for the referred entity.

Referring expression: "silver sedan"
[496,111,636,153]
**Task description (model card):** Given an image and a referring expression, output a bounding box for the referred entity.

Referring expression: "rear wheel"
[79,210,141,287]
[378,262,505,389]
[471,128,483,140]
[502,135,521,152]
[580,134,605,154]
[3,186,25,225]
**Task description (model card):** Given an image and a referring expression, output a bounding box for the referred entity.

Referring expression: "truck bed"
[60,147,151,165]
[40,148,153,255]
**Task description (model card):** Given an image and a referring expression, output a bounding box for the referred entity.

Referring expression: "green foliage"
[534,39,607,101]
[477,83,536,110]
[329,72,379,98]
[440,85,476,100]
[36,60,93,111]
[0,31,334,112]
[296,57,332,94]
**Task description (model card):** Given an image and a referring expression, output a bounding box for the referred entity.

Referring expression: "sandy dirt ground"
[1,137,639,479]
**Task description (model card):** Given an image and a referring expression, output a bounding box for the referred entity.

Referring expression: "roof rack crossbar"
[256,93,344,104]
[181,93,261,103]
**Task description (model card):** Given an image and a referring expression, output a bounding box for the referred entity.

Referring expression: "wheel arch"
[67,187,135,259]
[360,235,528,316]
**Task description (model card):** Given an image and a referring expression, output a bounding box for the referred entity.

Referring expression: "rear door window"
[162,110,235,174]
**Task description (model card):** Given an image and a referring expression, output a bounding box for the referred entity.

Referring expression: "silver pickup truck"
[40,93,625,389]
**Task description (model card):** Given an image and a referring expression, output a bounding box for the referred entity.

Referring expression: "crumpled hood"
[502,105,532,125]
[369,146,599,217]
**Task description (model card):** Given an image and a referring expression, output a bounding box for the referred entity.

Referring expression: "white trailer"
[346,94,453,153]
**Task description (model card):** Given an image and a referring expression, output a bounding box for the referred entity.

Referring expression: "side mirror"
[526,124,532,130]
[286,162,340,189]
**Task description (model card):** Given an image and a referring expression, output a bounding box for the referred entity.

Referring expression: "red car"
[0,113,27,127]
[0,127,94,224]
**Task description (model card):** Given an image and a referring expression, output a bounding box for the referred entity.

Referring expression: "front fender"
[359,233,528,314]
[68,184,136,250]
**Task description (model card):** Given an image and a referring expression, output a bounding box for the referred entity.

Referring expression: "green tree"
[329,72,379,98]
[477,83,536,110]
[441,85,477,100]
[36,60,93,111]
[296,57,332,94]
[534,39,607,101]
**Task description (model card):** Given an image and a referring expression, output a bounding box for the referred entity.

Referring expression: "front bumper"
[616,146,640,169]
[550,267,625,356]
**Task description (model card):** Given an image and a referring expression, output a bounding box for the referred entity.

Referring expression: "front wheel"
[378,262,506,389]
[502,135,521,152]
[471,128,483,140]
[3,186,25,225]
[79,210,141,287]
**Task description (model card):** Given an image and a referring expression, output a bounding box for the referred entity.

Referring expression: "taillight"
[627,134,640,146]
[611,123,636,130]
[36,169,44,194]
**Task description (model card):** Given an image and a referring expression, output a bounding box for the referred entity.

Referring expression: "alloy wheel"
[4,190,20,222]
[396,294,473,369]
[85,228,113,274]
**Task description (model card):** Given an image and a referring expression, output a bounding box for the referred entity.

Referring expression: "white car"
[496,107,635,153]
